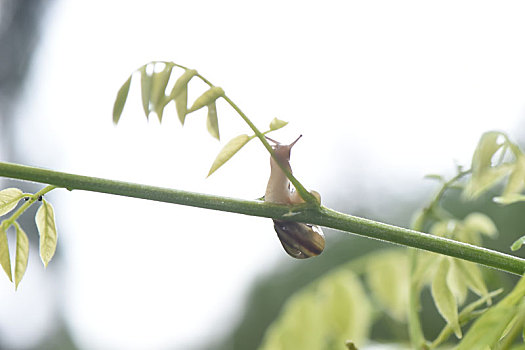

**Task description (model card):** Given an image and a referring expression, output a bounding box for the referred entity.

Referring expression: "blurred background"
[1,1,525,349]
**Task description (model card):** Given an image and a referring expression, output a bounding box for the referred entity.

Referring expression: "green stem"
[1,161,524,275]
[193,72,317,204]
[1,185,57,229]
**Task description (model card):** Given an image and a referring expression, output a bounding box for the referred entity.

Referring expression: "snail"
[265,135,325,259]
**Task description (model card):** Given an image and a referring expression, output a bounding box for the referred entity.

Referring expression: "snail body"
[265,135,325,259]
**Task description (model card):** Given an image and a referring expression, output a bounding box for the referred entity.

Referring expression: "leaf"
[35,199,57,268]
[464,165,513,199]
[150,63,174,122]
[175,87,188,124]
[169,69,197,101]
[140,65,153,117]
[206,102,220,140]
[0,225,12,281]
[0,188,24,217]
[511,235,525,251]
[14,222,28,290]
[188,86,224,113]
[494,193,525,205]
[365,250,409,321]
[472,131,505,172]
[269,118,288,131]
[431,257,461,338]
[503,155,525,196]
[424,174,445,182]
[259,269,371,350]
[447,259,468,305]
[463,213,498,238]
[112,74,132,124]
[456,306,517,349]
[455,259,489,301]
[207,134,251,177]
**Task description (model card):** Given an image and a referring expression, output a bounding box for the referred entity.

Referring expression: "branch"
[1,161,524,275]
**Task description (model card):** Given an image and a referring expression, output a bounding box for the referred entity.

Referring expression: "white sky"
[1,1,525,349]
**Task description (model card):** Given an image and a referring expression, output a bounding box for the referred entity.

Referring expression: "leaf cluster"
[0,187,57,289]
[113,61,288,177]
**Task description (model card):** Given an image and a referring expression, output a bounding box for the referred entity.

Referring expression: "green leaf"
[259,269,371,350]
[456,306,517,349]
[169,69,197,101]
[447,259,468,305]
[455,259,489,300]
[366,250,409,321]
[424,174,445,182]
[511,235,525,251]
[207,134,251,177]
[472,131,505,172]
[14,222,28,290]
[150,63,174,122]
[269,118,288,131]
[174,87,188,125]
[503,155,525,196]
[188,86,224,113]
[464,165,513,199]
[206,102,220,140]
[0,188,24,217]
[35,199,57,268]
[463,212,498,238]
[494,193,525,205]
[431,257,461,338]
[140,65,153,117]
[0,225,12,281]
[112,74,132,124]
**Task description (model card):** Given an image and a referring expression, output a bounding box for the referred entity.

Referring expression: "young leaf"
[494,193,525,205]
[447,259,468,305]
[140,65,153,117]
[463,212,498,238]
[112,74,132,124]
[175,87,188,124]
[431,257,462,338]
[511,235,525,251]
[456,306,517,349]
[455,259,489,300]
[207,134,251,177]
[206,102,220,140]
[269,117,288,131]
[472,131,505,172]
[503,155,525,196]
[0,225,12,281]
[365,250,409,321]
[169,69,197,101]
[150,63,174,122]
[35,199,57,268]
[14,222,28,290]
[188,86,224,113]
[0,188,24,216]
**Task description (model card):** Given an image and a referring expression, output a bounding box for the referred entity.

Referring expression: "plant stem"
[1,161,524,275]
[1,185,57,229]
[193,71,317,204]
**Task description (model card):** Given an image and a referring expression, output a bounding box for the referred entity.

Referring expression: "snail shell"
[265,135,325,259]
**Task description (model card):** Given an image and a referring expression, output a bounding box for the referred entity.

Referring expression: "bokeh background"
[1,1,525,349]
